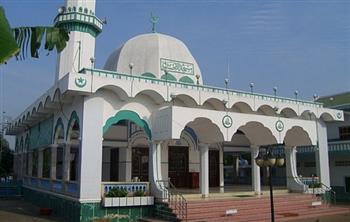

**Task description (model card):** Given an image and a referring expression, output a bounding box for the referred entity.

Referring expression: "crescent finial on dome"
[150,12,159,33]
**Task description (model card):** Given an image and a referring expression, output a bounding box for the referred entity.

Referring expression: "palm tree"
[0,6,69,64]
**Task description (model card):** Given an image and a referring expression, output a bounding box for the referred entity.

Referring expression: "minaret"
[54,0,103,82]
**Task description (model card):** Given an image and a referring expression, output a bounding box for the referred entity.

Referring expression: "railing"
[101,181,150,197]
[157,179,187,222]
[299,177,336,205]
[79,68,323,108]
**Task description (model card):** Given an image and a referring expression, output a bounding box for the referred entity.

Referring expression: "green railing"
[79,68,323,108]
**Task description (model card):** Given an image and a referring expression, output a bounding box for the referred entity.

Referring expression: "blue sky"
[0,0,349,120]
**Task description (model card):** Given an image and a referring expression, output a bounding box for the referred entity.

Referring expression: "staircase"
[166,193,349,222]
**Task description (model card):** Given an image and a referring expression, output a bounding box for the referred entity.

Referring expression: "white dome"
[104,33,203,85]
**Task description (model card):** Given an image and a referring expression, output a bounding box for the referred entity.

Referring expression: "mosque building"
[6,0,345,221]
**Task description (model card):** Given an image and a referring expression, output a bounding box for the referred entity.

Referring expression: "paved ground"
[0,198,63,222]
[289,212,350,222]
[0,198,349,222]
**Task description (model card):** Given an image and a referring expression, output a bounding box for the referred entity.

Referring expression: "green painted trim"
[161,73,177,82]
[23,187,153,222]
[103,110,152,139]
[179,76,194,84]
[141,72,156,78]
[54,117,65,142]
[66,111,80,139]
[54,11,103,37]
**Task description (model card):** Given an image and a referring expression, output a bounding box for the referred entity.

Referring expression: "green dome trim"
[161,73,177,82]
[179,76,194,84]
[141,72,156,78]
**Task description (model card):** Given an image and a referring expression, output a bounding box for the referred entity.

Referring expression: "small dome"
[104,33,202,85]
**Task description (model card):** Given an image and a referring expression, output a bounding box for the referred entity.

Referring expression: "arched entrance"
[102,110,151,182]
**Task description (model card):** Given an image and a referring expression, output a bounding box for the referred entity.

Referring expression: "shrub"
[105,188,128,197]
[134,190,145,197]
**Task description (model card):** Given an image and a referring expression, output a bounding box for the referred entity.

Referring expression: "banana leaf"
[0,6,19,64]
[0,6,69,64]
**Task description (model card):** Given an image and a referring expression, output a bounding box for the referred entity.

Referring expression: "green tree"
[0,6,69,64]
[0,135,13,177]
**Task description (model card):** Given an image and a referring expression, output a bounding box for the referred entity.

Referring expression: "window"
[339,126,350,140]
[335,161,350,167]
[345,177,350,193]
[304,162,316,167]
[32,151,38,177]
[42,148,51,178]
[56,147,63,180]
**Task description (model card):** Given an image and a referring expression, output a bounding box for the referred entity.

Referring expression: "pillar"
[315,120,330,187]
[200,143,209,198]
[50,144,58,180]
[149,141,164,198]
[38,150,43,178]
[251,146,261,195]
[79,96,104,201]
[219,146,224,193]
[63,143,71,181]
[285,147,307,192]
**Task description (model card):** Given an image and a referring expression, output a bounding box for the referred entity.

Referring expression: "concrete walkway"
[0,198,63,222]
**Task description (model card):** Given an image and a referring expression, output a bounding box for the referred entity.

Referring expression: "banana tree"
[0,6,69,64]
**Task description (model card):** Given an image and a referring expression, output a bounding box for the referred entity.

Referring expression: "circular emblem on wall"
[75,77,87,88]
[337,112,342,119]
[222,115,233,128]
[275,120,284,132]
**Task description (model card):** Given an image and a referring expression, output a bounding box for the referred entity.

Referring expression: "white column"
[38,150,43,178]
[315,120,330,187]
[285,146,307,192]
[251,146,261,195]
[63,143,71,181]
[200,143,209,198]
[79,96,104,201]
[149,141,164,198]
[50,145,58,180]
[219,146,224,193]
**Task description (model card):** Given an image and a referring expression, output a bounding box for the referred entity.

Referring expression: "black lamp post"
[255,146,285,222]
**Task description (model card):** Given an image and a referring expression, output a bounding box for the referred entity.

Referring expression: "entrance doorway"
[168,146,189,187]
[209,150,220,187]
[110,148,119,181]
[132,147,149,181]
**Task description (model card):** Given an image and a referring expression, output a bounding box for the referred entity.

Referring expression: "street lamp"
[255,145,285,222]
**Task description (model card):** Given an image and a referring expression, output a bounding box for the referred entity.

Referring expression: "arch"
[97,85,129,101]
[103,110,152,139]
[231,102,253,113]
[279,107,298,118]
[31,107,37,116]
[202,98,226,111]
[134,89,166,105]
[66,111,80,140]
[231,130,251,147]
[237,121,277,146]
[37,102,44,113]
[179,76,194,84]
[185,117,224,144]
[53,88,61,103]
[44,95,52,108]
[181,126,198,148]
[256,104,276,116]
[284,126,312,147]
[141,72,156,78]
[319,112,335,122]
[173,94,198,107]
[300,110,316,120]
[161,73,177,82]
[54,118,65,143]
